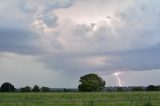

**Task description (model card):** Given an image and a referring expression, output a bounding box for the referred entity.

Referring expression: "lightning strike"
[114,72,122,87]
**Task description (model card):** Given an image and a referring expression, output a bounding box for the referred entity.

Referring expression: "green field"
[0,92,160,106]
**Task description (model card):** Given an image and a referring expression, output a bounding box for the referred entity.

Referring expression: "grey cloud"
[39,53,106,77]
[37,0,160,75]
[17,1,37,13]
[44,0,74,13]
[16,0,74,28]
[1,0,160,76]
[108,44,160,71]
[116,1,160,49]
[39,43,160,77]
[0,19,41,54]
[41,0,74,28]
[42,13,58,28]
[1,0,160,87]
[0,0,75,54]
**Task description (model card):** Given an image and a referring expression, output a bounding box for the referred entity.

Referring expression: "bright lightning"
[114,72,122,87]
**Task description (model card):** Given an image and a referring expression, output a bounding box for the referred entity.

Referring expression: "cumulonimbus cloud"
[38,0,160,75]
[0,0,160,77]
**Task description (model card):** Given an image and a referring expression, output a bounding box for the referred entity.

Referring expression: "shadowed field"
[0,92,160,106]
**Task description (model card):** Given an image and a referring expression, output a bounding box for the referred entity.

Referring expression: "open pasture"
[0,92,160,106]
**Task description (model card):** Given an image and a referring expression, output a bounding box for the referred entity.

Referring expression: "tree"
[78,73,105,92]
[41,87,50,92]
[132,87,144,91]
[32,85,40,92]
[144,102,154,106]
[0,82,15,92]
[158,86,160,91]
[117,87,123,92]
[20,86,31,92]
[147,85,158,91]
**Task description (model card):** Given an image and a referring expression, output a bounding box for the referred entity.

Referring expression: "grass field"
[0,92,160,106]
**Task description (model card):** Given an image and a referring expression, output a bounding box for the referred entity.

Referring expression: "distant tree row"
[0,73,106,92]
[19,85,51,92]
[146,85,160,91]
[0,82,78,92]
[0,82,50,92]
[0,73,160,92]
[1,82,159,93]
[131,85,160,91]
[105,85,160,92]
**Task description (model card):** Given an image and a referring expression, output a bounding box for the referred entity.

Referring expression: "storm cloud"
[0,19,41,54]
[0,0,160,87]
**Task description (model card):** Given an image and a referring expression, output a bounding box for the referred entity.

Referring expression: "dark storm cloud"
[38,53,106,77]
[38,0,160,74]
[1,0,160,75]
[39,43,160,77]
[1,0,160,87]
[0,19,41,54]
[111,44,160,71]
[44,0,74,12]
[0,0,75,54]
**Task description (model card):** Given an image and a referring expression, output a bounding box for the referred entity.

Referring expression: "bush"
[144,102,154,106]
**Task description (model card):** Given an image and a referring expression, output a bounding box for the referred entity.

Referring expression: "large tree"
[0,82,15,92]
[78,73,105,92]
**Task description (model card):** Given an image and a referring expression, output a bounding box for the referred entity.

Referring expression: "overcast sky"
[0,0,160,88]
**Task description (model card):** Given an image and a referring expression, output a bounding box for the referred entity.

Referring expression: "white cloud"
[37,0,160,74]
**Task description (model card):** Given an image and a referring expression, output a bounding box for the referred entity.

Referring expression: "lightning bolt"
[114,72,122,87]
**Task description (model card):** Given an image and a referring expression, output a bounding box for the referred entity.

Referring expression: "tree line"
[0,82,48,92]
[0,73,160,92]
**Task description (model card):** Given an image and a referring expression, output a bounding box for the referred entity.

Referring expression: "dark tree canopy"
[132,87,144,91]
[0,82,15,92]
[41,87,50,92]
[147,85,158,91]
[117,87,123,92]
[20,86,31,92]
[32,85,40,92]
[78,73,105,92]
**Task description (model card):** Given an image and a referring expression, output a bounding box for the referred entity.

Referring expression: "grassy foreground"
[0,92,160,106]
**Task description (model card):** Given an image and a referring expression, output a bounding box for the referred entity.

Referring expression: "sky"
[0,0,160,88]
